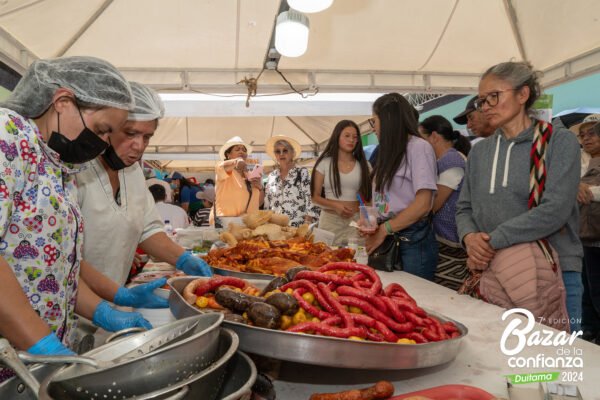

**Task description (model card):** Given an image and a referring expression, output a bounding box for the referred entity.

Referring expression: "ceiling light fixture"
[287,0,333,13]
[275,10,309,57]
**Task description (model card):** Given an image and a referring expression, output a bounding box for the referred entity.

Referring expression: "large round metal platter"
[211,265,275,280]
[168,276,468,370]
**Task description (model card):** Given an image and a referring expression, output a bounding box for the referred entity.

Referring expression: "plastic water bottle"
[348,235,368,265]
[164,220,174,237]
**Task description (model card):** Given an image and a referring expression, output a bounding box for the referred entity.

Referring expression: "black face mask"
[47,105,109,164]
[102,141,128,170]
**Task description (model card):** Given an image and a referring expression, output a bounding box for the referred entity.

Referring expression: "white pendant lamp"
[287,0,333,13]
[275,10,310,57]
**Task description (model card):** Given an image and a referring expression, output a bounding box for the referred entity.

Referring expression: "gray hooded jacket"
[456,121,583,272]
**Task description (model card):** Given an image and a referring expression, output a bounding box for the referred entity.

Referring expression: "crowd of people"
[0,55,597,380]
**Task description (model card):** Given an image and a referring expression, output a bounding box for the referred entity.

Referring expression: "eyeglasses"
[474,89,516,110]
[368,117,376,128]
[578,129,598,140]
[274,148,289,155]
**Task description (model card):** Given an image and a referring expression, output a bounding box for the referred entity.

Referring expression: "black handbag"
[368,233,402,272]
[368,217,433,272]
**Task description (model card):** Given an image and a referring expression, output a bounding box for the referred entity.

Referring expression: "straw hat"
[218,136,253,160]
[570,114,600,134]
[265,135,302,161]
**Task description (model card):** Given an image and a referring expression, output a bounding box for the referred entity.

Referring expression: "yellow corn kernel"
[397,338,417,344]
[233,288,242,292]
[292,309,307,325]
[242,312,248,320]
[349,306,363,314]
[195,296,209,308]
[301,292,315,304]
[285,288,294,295]
[311,317,320,323]
[331,292,339,298]
[280,315,292,330]
[348,336,364,341]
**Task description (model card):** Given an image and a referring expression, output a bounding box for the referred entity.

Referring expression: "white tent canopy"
[1,0,599,169]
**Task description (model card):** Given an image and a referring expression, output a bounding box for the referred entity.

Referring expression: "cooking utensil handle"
[0,338,40,396]
[105,327,146,344]
[17,352,100,368]
[163,385,189,400]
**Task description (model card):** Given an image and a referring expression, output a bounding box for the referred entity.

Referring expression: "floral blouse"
[264,167,320,227]
[0,108,83,350]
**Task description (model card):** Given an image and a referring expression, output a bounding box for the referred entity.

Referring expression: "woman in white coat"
[76,83,212,311]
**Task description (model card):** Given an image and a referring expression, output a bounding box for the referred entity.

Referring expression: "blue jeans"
[397,220,438,281]
[562,270,583,332]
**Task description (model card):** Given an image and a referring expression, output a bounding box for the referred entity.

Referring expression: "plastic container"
[390,384,496,400]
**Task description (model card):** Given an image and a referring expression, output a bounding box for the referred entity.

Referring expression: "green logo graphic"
[506,372,559,384]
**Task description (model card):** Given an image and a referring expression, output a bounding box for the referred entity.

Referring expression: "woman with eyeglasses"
[455,61,583,332]
[311,120,371,246]
[573,118,600,343]
[363,94,439,280]
[264,135,319,227]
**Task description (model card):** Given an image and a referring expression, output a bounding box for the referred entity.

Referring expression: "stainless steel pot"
[217,351,256,400]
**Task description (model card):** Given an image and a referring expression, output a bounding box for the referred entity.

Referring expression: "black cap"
[453,96,478,125]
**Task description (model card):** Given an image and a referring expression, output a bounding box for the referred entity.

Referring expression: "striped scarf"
[529,120,553,209]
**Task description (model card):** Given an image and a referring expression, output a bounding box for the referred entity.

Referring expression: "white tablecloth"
[272,271,600,399]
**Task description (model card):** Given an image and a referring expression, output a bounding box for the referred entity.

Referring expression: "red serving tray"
[390,384,496,400]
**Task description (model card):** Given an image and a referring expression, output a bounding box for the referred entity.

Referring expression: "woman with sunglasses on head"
[455,61,583,332]
[311,120,371,246]
[0,57,153,380]
[363,94,439,280]
[264,135,319,227]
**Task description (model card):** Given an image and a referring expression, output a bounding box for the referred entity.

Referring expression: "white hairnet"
[128,82,165,121]
[1,56,134,118]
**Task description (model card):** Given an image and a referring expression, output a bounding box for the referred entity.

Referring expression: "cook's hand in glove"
[113,277,169,309]
[92,300,152,332]
[176,251,213,277]
[28,332,75,355]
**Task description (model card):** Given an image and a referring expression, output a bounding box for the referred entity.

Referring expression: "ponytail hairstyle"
[419,115,471,156]
[311,119,371,202]
[371,93,420,192]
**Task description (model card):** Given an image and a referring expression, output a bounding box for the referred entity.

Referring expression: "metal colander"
[37,313,223,400]
[109,328,240,400]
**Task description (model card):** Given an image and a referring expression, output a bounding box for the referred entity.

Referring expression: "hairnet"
[128,82,165,121]
[1,56,134,118]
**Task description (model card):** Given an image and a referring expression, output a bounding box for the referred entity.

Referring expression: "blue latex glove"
[28,333,75,356]
[114,277,169,309]
[92,300,153,332]
[176,251,213,277]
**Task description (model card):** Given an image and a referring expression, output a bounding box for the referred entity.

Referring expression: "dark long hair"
[311,120,371,202]
[179,176,200,190]
[372,93,420,192]
[419,115,471,156]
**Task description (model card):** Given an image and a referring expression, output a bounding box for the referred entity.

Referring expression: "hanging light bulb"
[275,10,309,57]
[287,0,333,13]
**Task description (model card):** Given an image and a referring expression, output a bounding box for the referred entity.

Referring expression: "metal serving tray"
[211,266,275,280]
[168,276,468,370]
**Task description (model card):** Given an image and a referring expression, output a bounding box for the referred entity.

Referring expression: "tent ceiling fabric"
[1,0,599,93]
[1,0,599,169]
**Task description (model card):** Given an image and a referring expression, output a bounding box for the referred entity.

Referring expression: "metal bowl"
[168,276,468,370]
[216,352,257,400]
